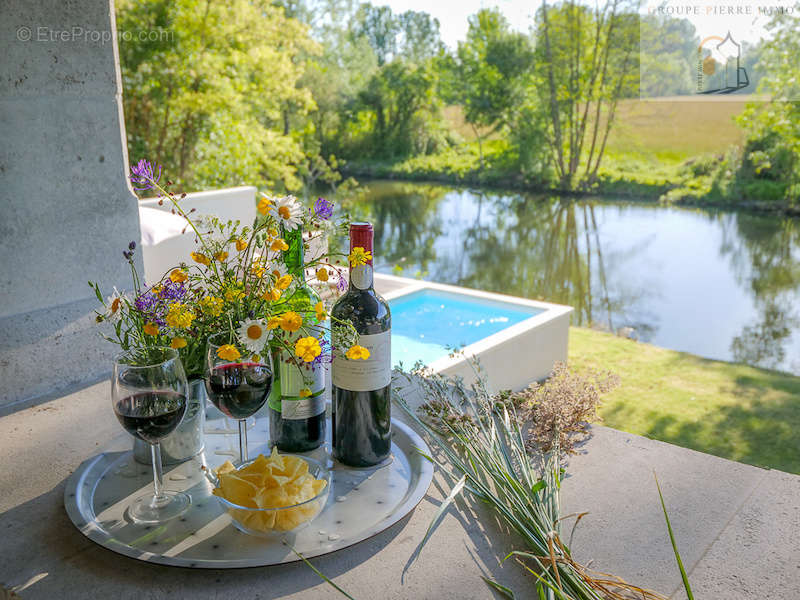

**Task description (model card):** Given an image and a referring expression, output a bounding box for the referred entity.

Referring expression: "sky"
[379,0,786,48]
[380,0,538,48]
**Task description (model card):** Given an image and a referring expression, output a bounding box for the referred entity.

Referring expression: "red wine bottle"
[331,222,392,467]
[268,224,326,452]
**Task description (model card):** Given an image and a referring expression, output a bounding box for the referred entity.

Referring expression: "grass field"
[444,97,750,160]
[569,326,800,474]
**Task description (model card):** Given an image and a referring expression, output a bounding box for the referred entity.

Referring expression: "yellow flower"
[263,288,282,302]
[299,388,312,398]
[165,303,196,329]
[191,251,210,266]
[143,322,159,336]
[214,251,229,262]
[251,353,261,363]
[348,247,372,267]
[251,263,266,278]
[314,302,327,322]
[235,238,248,252]
[216,344,241,361]
[200,295,224,317]
[224,286,244,303]
[267,316,282,330]
[346,345,370,360]
[280,311,302,332]
[275,274,293,291]
[271,238,289,252]
[267,227,278,238]
[257,196,274,215]
[169,269,187,283]
[315,267,329,282]
[295,336,322,362]
[171,337,187,349]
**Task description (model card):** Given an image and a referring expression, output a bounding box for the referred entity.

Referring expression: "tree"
[736,10,800,203]
[117,0,318,191]
[455,9,536,170]
[535,0,639,189]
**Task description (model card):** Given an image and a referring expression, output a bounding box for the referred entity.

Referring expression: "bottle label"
[272,327,326,420]
[333,330,391,392]
[350,264,373,290]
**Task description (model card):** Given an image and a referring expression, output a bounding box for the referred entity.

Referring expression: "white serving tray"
[64,412,432,568]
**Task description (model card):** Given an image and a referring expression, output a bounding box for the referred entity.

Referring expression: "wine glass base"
[128,490,191,524]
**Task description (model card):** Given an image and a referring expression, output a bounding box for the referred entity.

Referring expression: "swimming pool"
[389,289,543,368]
[377,274,572,392]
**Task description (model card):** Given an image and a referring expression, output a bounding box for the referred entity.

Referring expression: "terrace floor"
[0,276,797,598]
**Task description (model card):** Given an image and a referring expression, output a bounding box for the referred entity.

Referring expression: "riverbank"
[343,154,800,215]
[568,326,800,474]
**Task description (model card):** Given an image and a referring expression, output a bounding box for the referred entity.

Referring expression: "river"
[334,180,800,374]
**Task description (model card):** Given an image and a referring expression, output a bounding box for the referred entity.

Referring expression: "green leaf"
[285,543,355,600]
[414,474,467,559]
[655,473,694,600]
[481,576,516,599]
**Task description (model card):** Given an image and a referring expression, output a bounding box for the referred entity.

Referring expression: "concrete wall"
[0,0,141,406]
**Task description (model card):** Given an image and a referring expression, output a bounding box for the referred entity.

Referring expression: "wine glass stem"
[238,419,248,463]
[150,442,166,504]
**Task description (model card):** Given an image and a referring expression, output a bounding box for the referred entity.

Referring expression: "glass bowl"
[212,455,331,538]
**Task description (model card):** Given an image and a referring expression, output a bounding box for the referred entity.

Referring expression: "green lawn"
[568,326,800,474]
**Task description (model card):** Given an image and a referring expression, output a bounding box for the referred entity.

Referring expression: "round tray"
[64,414,433,568]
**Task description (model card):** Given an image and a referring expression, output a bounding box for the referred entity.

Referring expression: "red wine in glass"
[206,362,273,419]
[114,391,187,444]
[112,346,191,524]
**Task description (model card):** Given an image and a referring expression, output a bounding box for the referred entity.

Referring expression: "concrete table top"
[2,378,799,599]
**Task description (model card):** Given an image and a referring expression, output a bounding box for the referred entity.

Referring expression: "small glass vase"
[134,377,206,465]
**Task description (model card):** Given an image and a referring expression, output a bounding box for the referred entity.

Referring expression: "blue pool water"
[388,289,543,368]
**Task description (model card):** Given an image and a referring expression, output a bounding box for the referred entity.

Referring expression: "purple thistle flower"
[130,159,162,191]
[314,197,334,220]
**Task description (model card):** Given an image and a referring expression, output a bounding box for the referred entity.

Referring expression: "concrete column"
[0,0,141,406]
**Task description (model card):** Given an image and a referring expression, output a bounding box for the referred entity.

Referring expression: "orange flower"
[267,316,282,330]
[214,251,229,262]
[346,345,370,360]
[235,238,248,252]
[271,239,289,252]
[295,336,322,362]
[191,252,210,266]
[257,196,274,215]
[170,337,187,349]
[279,311,302,332]
[314,302,327,322]
[275,274,293,290]
[143,322,159,336]
[216,344,241,361]
[169,269,187,283]
[263,288,282,302]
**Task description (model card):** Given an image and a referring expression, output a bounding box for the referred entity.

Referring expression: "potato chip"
[212,449,328,533]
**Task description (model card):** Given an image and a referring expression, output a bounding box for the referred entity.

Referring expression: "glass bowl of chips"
[210,451,331,538]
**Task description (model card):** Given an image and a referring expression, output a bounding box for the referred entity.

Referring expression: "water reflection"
[338,181,800,373]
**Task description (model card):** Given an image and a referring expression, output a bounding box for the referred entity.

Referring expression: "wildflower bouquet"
[92,160,366,383]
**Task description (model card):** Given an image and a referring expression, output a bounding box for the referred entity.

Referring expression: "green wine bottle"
[268,225,327,452]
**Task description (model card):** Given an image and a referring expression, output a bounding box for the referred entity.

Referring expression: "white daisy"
[236,319,270,354]
[104,287,126,323]
[273,195,303,231]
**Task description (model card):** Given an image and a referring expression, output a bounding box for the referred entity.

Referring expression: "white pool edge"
[376,273,574,392]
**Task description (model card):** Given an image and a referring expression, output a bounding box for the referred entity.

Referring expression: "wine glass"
[205,331,273,463]
[112,347,191,523]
